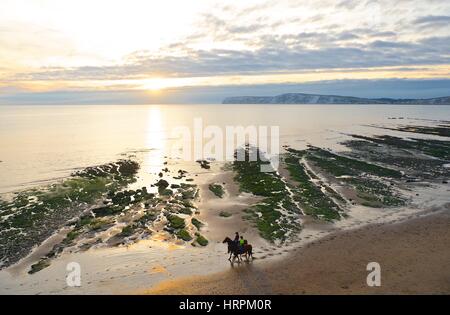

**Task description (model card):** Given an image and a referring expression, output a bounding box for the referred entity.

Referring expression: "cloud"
[6,33,450,82]
[335,0,361,9]
[415,15,450,24]
[1,0,450,91]
[414,15,450,30]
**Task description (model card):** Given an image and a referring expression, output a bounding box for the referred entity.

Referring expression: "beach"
[2,0,450,298]
[146,206,450,295]
[1,104,449,295]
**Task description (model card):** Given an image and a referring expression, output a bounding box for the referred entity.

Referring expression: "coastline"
[1,105,449,295]
[144,206,450,295]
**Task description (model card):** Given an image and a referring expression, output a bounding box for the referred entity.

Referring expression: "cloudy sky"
[1,0,450,104]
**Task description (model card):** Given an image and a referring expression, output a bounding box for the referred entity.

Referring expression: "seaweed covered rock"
[191,218,204,230]
[209,183,225,198]
[155,179,170,191]
[195,234,209,246]
[167,215,186,229]
[177,229,193,241]
[0,159,140,270]
[196,160,211,169]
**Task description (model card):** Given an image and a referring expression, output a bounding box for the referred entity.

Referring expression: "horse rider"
[234,232,240,245]
[239,236,245,250]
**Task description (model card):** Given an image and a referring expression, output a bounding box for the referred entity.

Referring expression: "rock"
[120,225,135,237]
[219,211,232,218]
[167,215,185,229]
[92,206,121,217]
[155,179,169,190]
[177,229,193,241]
[196,234,209,246]
[209,183,225,198]
[191,218,204,230]
[196,160,211,169]
[29,259,51,274]
[180,207,193,215]
[160,189,174,196]
[163,226,175,233]
[111,192,131,206]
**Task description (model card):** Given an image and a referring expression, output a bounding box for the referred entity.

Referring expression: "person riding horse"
[234,232,240,244]
[223,235,253,262]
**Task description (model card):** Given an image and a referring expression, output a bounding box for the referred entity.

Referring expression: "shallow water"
[1,104,449,193]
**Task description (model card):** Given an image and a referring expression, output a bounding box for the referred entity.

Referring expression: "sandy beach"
[145,207,450,295]
[1,0,450,299]
[1,105,449,295]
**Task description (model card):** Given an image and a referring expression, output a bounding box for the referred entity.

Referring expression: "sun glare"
[143,80,166,92]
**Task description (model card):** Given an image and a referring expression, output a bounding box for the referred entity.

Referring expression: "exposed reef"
[0,160,139,269]
[209,183,225,198]
[232,146,302,242]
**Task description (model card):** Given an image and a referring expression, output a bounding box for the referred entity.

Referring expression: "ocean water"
[1,104,449,194]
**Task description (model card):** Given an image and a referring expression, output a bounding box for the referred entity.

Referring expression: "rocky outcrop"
[222,93,450,104]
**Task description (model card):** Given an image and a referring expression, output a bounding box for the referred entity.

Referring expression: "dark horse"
[223,237,253,261]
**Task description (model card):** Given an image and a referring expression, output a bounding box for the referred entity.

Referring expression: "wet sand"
[145,208,450,294]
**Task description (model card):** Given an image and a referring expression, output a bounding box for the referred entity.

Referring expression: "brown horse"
[223,237,253,262]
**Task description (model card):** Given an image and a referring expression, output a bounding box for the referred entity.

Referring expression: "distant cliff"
[222,93,450,105]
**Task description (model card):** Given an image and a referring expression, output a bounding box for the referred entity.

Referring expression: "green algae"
[195,234,208,246]
[219,211,232,218]
[209,183,225,198]
[284,152,343,221]
[177,229,193,241]
[0,159,139,269]
[232,146,301,242]
[191,218,204,230]
[350,134,450,160]
[167,215,186,229]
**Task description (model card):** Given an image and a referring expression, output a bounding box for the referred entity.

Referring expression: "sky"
[1,0,450,104]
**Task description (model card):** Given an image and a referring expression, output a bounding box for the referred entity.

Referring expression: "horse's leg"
[247,246,253,259]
